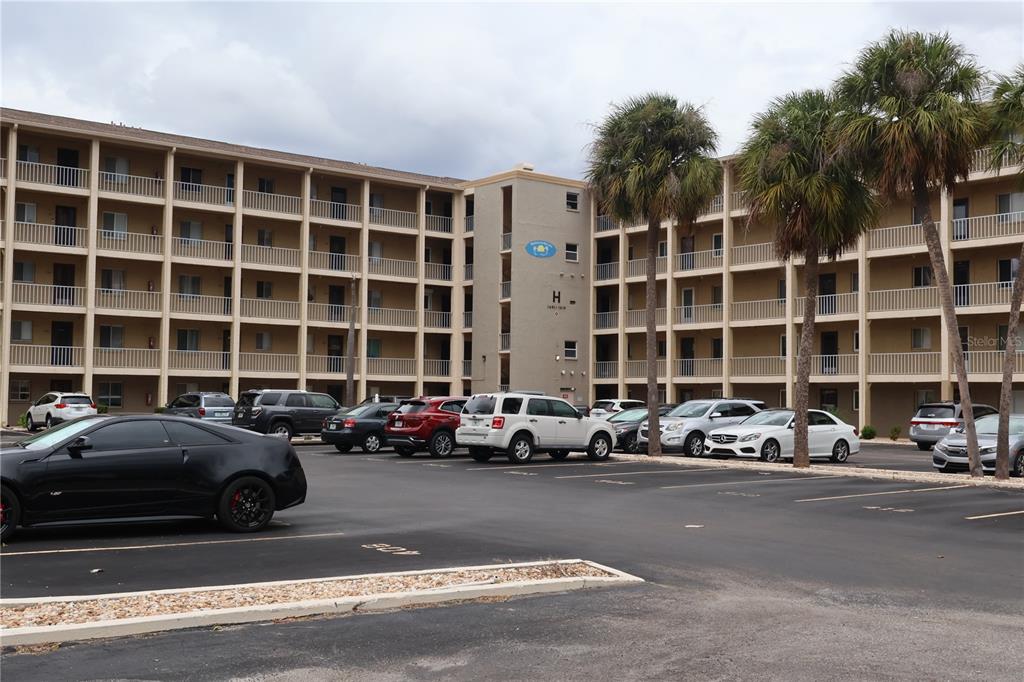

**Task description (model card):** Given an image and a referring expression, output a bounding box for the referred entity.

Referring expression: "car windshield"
[396,402,428,414]
[204,395,234,407]
[464,395,497,415]
[668,401,713,418]
[16,417,106,450]
[974,414,1024,436]
[741,410,794,427]
[916,404,954,419]
[61,395,93,405]
[609,408,647,423]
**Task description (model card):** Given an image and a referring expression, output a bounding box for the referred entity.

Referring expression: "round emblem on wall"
[524,240,557,258]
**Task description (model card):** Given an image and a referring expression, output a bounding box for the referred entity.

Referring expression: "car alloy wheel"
[508,436,533,464]
[623,433,638,453]
[686,433,704,457]
[430,432,453,458]
[761,439,781,463]
[0,485,17,541]
[1014,452,1024,478]
[364,433,382,453]
[271,422,293,439]
[588,434,611,461]
[25,414,35,432]
[228,483,272,529]
[831,440,850,463]
[45,414,53,429]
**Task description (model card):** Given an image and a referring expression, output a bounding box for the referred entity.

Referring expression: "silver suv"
[164,392,236,423]
[637,398,766,456]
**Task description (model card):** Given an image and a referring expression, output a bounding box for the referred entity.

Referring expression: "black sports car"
[0,415,306,541]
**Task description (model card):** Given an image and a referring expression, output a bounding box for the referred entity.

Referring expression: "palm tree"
[587,94,720,455]
[833,30,989,477]
[737,90,877,468]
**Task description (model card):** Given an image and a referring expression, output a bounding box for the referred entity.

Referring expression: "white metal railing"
[731,298,786,321]
[732,356,785,376]
[367,256,417,278]
[596,215,617,232]
[731,191,749,210]
[426,215,453,233]
[97,229,163,255]
[239,352,299,373]
[240,297,299,320]
[464,263,473,280]
[0,157,5,179]
[594,262,619,280]
[98,171,164,198]
[463,359,472,376]
[10,344,84,367]
[13,282,85,307]
[424,263,453,280]
[367,357,416,376]
[953,282,1015,308]
[625,308,667,327]
[173,237,233,261]
[465,215,474,232]
[169,350,231,371]
[307,303,356,323]
[16,160,88,188]
[869,286,938,312]
[306,355,357,374]
[625,359,666,378]
[499,383,510,392]
[367,307,417,327]
[424,311,452,328]
[95,288,162,312]
[971,145,1022,173]
[463,311,473,328]
[731,242,775,265]
[869,352,940,375]
[310,199,361,222]
[501,232,512,250]
[808,354,858,376]
[595,311,619,329]
[795,292,858,317]
[242,243,300,268]
[174,181,234,206]
[594,361,618,378]
[171,293,232,316]
[706,194,724,214]
[500,333,510,351]
[674,303,724,324]
[94,347,160,369]
[675,249,722,271]
[243,189,301,214]
[309,250,360,272]
[424,359,451,376]
[952,211,1024,242]
[13,222,86,248]
[868,223,924,251]
[675,358,723,377]
[500,281,511,299]
[963,350,1024,374]
[627,257,667,277]
[369,206,417,229]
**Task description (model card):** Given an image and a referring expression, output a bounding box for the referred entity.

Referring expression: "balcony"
[95,288,162,314]
[307,303,357,323]
[594,311,619,329]
[309,251,360,272]
[93,347,160,370]
[171,293,232,317]
[795,292,858,317]
[10,344,84,368]
[706,194,724,215]
[970,145,1021,174]
[594,262,619,280]
[674,303,724,325]
[731,191,750,211]
[869,352,940,376]
[500,281,511,299]
[465,215,474,232]
[169,350,231,371]
[369,207,417,229]
[425,215,453,233]
[243,189,301,215]
[98,171,164,199]
[97,229,163,256]
[625,308,667,328]
[499,383,510,392]
[367,307,417,327]
[13,283,85,308]
[954,282,1016,310]
[424,263,452,281]
[624,359,666,378]
[242,243,300,269]
[596,215,617,232]
[463,359,472,376]
[239,352,299,373]
[731,299,785,322]
[16,161,88,189]
[173,237,233,262]
[501,232,512,251]
[594,361,618,379]
[240,297,299,320]
[808,354,858,377]
[13,222,86,250]
[424,311,452,328]
[731,356,785,377]
[952,211,1023,243]
[311,199,361,223]
[675,358,723,378]
[500,333,510,351]
[626,257,668,278]
[674,249,722,272]
[367,357,416,376]
[307,355,357,375]
[174,181,234,207]
[463,311,472,328]
[869,286,938,314]
[963,350,1024,374]
[731,242,775,266]
[868,223,923,252]
[424,359,451,376]
[464,263,473,280]
[368,257,416,279]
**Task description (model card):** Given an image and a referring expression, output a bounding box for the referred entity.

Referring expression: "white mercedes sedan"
[703,408,859,463]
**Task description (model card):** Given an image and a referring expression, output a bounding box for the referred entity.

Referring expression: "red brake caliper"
[231,491,241,509]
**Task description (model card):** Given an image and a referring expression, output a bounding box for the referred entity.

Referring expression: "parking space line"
[0,531,348,557]
[661,476,828,490]
[965,509,1024,520]
[556,468,727,480]
[794,485,969,503]
[466,462,632,472]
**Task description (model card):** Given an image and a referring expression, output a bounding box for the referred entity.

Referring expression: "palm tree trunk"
[995,241,1024,479]
[645,216,662,456]
[913,175,982,478]
[793,248,818,469]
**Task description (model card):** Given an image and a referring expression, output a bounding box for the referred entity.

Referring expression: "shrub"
[889,426,901,441]
[17,412,27,428]
[154,406,165,414]
[861,425,876,440]
[97,404,109,414]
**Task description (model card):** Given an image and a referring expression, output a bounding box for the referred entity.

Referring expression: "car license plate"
[237,411,244,418]
[329,423,337,430]
[394,419,403,427]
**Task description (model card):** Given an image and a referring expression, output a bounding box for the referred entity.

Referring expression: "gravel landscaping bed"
[2,562,613,629]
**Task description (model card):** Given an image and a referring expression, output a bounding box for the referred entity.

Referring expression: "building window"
[711,286,723,306]
[258,177,275,194]
[255,332,272,351]
[257,229,274,247]
[102,211,128,237]
[100,269,127,291]
[97,382,123,409]
[998,324,1021,351]
[566,192,579,211]
[178,275,201,295]
[179,220,202,241]
[11,320,32,342]
[368,289,383,308]
[915,389,936,408]
[658,241,668,258]
[180,167,203,185]
[256,281,273,299]
[103,156,129,179]
[779,334,787,357]
[9,379,31,402]
[17,145,40,163]
[99,325,124,349]
[853,330,860,352]
[998,258,1019,287]
[657,340,666,357]
[712,233,723,256]
[711,338,723,359]
[997,192,1024,216]
[853,389,860,411]
[820,388,838,412]
[565,243,579,263]
[779,388,787,407]
[912,265,932,288]
[850,272,859,293]
[777,279,786,300]
[15,202,37,223]
[367,338,382,358]
[13,261,35,283]
[911,327,932,350]
[177,329,200,351]
[564,340,578,360]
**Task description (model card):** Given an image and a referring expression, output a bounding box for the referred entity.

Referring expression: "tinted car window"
[730,403,757,417]
[397,402,429,414]
[285,394,308,407]
[376,404,397,418]
[63,396,93,405]
[87,421,171,450]
[527,399,550,416]
[37,394,54,406]
[592,401,614,411]
[203,395,234,407]
[177,395,200,408]
[501,397,523,414]
[609,408,647,423]
[236,393,258,408]
[464,395,496,415]
[550,400,578,418]
[972,405,996,418]
[440,400,465,413]
[258,392,281,406]
[164,420,231,445]
[809,411,834,426]
[916,404,954,419]
[309,394,338,409]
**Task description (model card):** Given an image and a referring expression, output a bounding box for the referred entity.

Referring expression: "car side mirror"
[576,411,583,419]
[68,436,93,457]
[710,411,723,419]
[788,423,795,429]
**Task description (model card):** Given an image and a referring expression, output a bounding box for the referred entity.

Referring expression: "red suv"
[385,396,467,458]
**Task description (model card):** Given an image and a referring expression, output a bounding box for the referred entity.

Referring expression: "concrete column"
[616,228,627,398]
[857,233,869,430]
[297,169,311,390]
[588,195,597,403]
[82,139,100,397]
[229,160,244,397]
[0,126,17,425]
[784,261,797,407]
[358,180,370,400]
[720,162,733,398]
[665,217,676,404]
[414,187,426,397]
[157,148,174,404]
[938,187,954,400]
[450,191,466,393]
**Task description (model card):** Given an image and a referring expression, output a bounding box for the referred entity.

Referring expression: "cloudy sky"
[2,2,1021,180]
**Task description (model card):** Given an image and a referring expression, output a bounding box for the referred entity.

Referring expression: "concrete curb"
[612,454,1024,490]
[0,559,643,646]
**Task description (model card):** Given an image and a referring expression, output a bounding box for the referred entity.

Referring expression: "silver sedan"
[933,414,1024,476]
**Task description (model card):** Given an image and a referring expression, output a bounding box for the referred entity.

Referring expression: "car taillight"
[853,428,859,436]
[90,402,97,409]
[322,418,328,428]
[198,407,206,416]
[491,416,505,429]
[344,418,356,428]
[251,407,262,416]
[54,403,67,409]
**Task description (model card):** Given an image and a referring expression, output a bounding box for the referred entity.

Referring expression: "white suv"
[589,398,645,420]
[456,392,616,464]
[26,392,98,430]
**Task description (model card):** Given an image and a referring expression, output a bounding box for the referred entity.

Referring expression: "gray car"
[637,398,766,456]
[164,392,236,423]
[933,413,1024,476]
[910,402,998,450]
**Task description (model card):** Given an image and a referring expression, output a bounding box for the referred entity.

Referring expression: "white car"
[456,392,616,464]
[703,408,859,463]
[589,399,645,420]
[25,392,98,431]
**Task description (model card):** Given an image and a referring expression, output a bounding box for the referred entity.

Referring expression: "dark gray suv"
[232,389,342,439]
[164,392,235,423]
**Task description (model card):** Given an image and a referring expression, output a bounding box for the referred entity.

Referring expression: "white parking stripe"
[556,468,727,480]
[794,485,969,503]
[0,531,348,557]
[466,462,631,472]
[965,509,1024,520]
[661,476,829,490]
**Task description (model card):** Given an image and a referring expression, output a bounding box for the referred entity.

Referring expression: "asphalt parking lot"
[3,443,1022,679]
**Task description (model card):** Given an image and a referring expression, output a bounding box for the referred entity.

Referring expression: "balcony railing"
[464,263,473,280]
[952,211,1024,242]
[0,157,5,179]
[424,311,452,328]
[169,350,231,371]
[367,307,417,327]
[596,215,617,232]
[625,308,667,327]
[970,145,1022,174]
[500,281,511,299]
[13,282,85,307]
[16,161,88,188]
[674,303,724,325]
[171,293,232,316]
[625,359,666,378]
[243,189,301,215]
[239,352,299,373]
[306,355,357,374]
[732,356,785,376]
[869,352,940,375]
[367,256,417,278]
[808,354,858,376]
[424,359,451,376]
[173,237,233,261]
[10,344,84,367]
[731,242,775,266]
[311,199,361,222]
[425,215,453,233]
[242,243,300,268]
[463,359,472,376]
[675,249,722,272]
[240,297,299,320]
[424,263,453,281]
[463,311,473,328]
[963,350,1024,374]
[499,383,510,392]
[307,303,357,323]
[367,357,416,376]
[627,257,667,277]
[595,311,619,329]
[501,232,512,250]
[594,361,618,379]
[731,298,785,322]
[174,181,234,206]
[95,288,162,313]
[868,223,923,251]
[369,207,417,229]
[500,333,510,351]
[465,215,474,232]
[707,194,724,214]
[98,171,164,198]
[795,292,858,317]
[309,251,360,272]
[954,282,1015,308]
[94,347,160,369]
[594,262,619,280]
[675,358,723,378]
[869,286,938,313]
[13,221,86,248]
[97,229,163,255]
